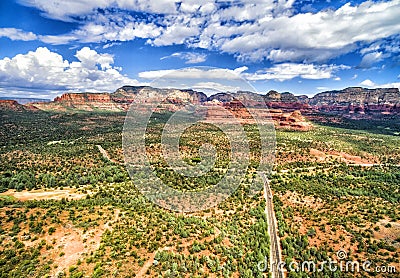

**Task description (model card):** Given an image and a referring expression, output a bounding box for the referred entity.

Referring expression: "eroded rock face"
[22,85,400,128]
[35,92,121,111]
[112,86,207,104]
[0,100,33,112]
[206,94,312,131]
[310,87,400,105]
[261,87,400,118]
[269,109,313,131]
[264,90,311,111]
[54,93,111,103]
[34,86,209,112]
[308,87,400,116]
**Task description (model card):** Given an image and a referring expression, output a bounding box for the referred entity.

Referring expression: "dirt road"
[260,173,285,278]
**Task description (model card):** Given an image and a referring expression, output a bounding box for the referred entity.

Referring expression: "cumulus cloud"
[0,47,140,97]
[215,1,400,62]
[161,52,207,64]
[360,79,400,89]
[381,82,400,89]
[13,0,400,64]
[243,63,349,81]
[360,79,376,87]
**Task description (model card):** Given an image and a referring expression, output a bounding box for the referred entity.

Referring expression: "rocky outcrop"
[308,87,400,117]
[310,87,400,105]
[114,86,207,103]
[263,90,311,111]
[34,86,209,112]
[22,85,400,126]
[260,87,400,118]
[269,109,313,131]
[35,92,122,111]
[206,93,312,130]
[0,100,32,112]
[54,92,112,103]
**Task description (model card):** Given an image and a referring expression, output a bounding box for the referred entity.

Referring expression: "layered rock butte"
[5,86,400,131]
[0,100,38,112]
[31,86,313,131]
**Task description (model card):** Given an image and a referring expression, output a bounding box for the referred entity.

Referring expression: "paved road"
[260,173,285,278]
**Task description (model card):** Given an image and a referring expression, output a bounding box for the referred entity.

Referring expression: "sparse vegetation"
[0,109,398,277]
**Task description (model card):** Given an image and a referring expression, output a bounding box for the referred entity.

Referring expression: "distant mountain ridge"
[0,97,50,105]
[3,86,399,122]
[0,100,38,112]
[267,87,400,117]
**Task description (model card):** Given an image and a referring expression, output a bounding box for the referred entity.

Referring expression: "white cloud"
[138,67,244,80]
[216,1,400,62]
[45,20,162,45]
[360,79,400,89]
[103,42,122,49]
[161,52,207,64]
[14,0,400,64]
[380,82,400,89]
[359,51,387,68]
[39,34,79,44]
[0,28,37,41]
[152,23,200,46]
[20,0,180,20]
[138,67,254,92]
[75,47,114,70]
[233,66,249,74]
[19,0,293,20]
[0,47,140,97]
[360,79,376,87]
[360,42,381,55]
[139,64,349,86]
[191,81,240,93]
[243,63,349,81]
[138,69,174,79]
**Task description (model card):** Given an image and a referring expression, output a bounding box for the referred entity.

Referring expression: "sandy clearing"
[50,208,120,277]
[309,148,377,165]
[0,188,87,201]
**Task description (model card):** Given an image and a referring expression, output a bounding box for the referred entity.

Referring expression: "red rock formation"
[0,100,28,112]
[309,87,400,117]
[269,109,313,131]
[27,86,400,124]
[35,92,121,111]
[54,93,111,103]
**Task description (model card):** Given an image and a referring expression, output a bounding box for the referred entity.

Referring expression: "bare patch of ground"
[374,219,400,244]
[0,188,87,201]
[309,148,378,165]
[49,209,120,277]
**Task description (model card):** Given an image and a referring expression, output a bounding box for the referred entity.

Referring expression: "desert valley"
[0,85,399,277]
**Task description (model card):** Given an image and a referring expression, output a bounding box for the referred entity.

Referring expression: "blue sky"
[0,0,399,98]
